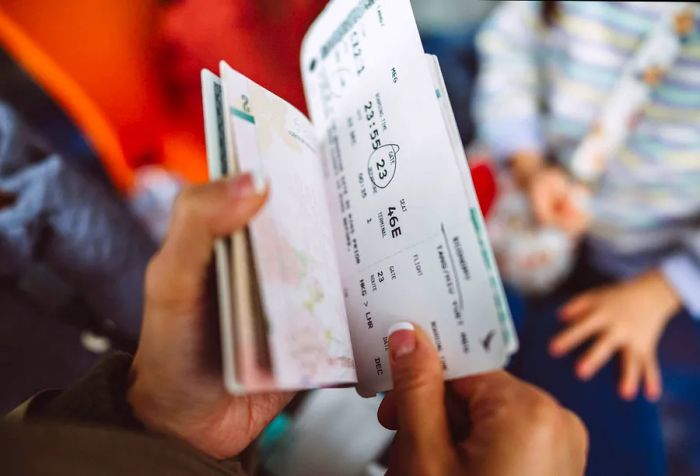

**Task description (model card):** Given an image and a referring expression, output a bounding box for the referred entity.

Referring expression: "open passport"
[201,0,517,397]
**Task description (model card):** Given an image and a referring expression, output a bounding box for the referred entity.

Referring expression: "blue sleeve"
[472,1,545,161]
[661,253,700,319]
[479,117,544,161]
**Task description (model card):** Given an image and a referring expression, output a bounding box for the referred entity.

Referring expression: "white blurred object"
[80,330,111,354]
[129,166,183,242]
[488,178,576,294]
[411,0,495,33]
[264,388,393,476]
[363,462,388,476]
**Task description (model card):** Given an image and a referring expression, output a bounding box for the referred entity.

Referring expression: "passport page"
[219,62,357,390]
[301,0,516,396]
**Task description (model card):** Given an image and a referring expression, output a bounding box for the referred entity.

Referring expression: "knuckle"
[584,312,601,327]
[563,408,589,447]
[528,395,560,426]
[524,406,560,446]
[143,252,197,312]
[172,186,202,224]
[517,385,561,427]
[394,361,442,393]
[175,185,197,207]
[606,328,625,346]
[627,341,647,357]
[523,396,579,449]
[508,381,589,458]
[629,346,643,359]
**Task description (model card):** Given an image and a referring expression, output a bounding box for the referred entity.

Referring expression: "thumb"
[387,322,452,460]
[146,172,268,305]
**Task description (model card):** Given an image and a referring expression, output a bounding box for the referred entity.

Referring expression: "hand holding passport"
[201,0,517,397]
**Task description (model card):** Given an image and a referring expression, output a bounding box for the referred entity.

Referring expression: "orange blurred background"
[0,0,326,190]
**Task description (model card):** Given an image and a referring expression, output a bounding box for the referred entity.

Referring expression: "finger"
[385,434,401,476]
[146,173,267,304]
[531,186,555,226]
[163,172,267,272]
[643,357,662,402]
[559,201,589,238]
[575,334,617,380]
[555,194,581,225]
[549,313,602,357]
[387,322,452,461]
[543,173,571,226]
[381,385,473,436]
[559,293,595,321]
[450,370,517,401]
[618,350,641,401]
[451,371,566,438]
[377,391,398,430]
[449,371,522,424]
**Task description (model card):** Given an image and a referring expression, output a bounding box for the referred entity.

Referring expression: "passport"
[201,0,516,397]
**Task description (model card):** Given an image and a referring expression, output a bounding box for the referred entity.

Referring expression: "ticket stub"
[301,0,516,395]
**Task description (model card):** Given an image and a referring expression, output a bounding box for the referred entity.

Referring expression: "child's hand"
[527,166,590,239]
[549,270,681,401]
[509,152,590,238]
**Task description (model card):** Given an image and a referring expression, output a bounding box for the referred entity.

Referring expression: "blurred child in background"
[474,2,700,475]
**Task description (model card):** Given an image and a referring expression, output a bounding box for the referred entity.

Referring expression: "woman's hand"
[378,323,588,476]
[128,173,294,459]
[550,270,681,401]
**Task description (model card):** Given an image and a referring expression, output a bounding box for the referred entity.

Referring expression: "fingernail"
[230,171,267,197]
[250,170,267,194]
[620,387,635,402]
[576,363,592,381]
[388,322,416,361]
[548,342,562,358]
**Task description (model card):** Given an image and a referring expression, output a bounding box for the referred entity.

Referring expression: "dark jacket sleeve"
[26,352,143,430]
[10,352,250,475]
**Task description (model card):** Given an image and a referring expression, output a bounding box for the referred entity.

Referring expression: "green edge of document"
[231,107,256,124]
[470,207,512,346]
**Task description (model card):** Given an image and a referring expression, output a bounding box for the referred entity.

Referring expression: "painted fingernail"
[230,171,267,197]
[250,170,267,194]
[388,322,416,361]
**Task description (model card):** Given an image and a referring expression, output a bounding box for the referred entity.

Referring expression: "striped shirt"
[474,1,700,317]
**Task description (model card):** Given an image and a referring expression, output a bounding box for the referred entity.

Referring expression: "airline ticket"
[301,0,516,395]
